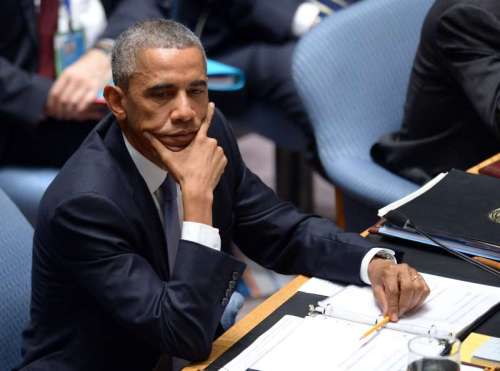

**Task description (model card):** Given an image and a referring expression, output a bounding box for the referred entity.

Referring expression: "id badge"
[54,29,86,76]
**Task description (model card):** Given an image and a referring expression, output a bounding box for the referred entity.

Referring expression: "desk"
[184,155,500,371]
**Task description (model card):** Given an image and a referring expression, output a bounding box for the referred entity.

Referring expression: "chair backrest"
[293,0,434,207]
[0,188,34,370]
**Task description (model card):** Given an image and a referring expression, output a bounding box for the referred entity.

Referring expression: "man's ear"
[104,85,127,122]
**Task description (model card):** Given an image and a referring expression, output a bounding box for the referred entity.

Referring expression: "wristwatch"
[92,38,115,55]
[375,250,397,263]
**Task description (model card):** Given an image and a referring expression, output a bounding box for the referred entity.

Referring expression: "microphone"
[385,210,500,279]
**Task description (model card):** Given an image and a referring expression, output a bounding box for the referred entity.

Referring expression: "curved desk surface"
[182,153,500,371]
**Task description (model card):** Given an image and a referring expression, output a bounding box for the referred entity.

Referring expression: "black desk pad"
[208,234,500,369]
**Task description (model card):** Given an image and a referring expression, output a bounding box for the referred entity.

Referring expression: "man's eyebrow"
[147,83,176,91]
[189,80,208,88]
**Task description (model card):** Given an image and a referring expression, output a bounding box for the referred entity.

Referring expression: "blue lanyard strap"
[62,0,73,31]
[63,0,71,13]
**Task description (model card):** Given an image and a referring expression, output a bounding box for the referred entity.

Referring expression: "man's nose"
[171,92,195,122]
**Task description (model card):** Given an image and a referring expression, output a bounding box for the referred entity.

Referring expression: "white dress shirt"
[122,135,395,284]
[123,135,221,251]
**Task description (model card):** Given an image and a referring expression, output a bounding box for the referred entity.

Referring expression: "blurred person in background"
[0,0,163,167]
[371,0,500,184]
[172,0,361,167]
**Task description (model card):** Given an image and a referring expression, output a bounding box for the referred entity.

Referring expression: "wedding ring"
[411,274,419,281]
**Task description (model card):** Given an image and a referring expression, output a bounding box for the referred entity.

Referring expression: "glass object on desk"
[407,335,461,371]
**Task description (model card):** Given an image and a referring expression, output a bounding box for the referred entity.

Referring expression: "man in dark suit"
[18,20,429,371]
[0,0,163,167]
[371,0,500,184]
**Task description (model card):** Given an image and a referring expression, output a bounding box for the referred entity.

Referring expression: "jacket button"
[221,297,229,306]
[232,272,239,280]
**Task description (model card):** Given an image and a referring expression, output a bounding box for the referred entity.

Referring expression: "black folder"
[382,169,500,256]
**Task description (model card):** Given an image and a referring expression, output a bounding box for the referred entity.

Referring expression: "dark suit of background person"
[371,0,500,185]
[0,0,162,167]
[172,0,318,162]
[16,108,378,371]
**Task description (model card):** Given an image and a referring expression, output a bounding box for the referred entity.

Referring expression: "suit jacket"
[173,0,302,55]
[371,0,500,184]
[0,0,163,127]
[17,110,374,370]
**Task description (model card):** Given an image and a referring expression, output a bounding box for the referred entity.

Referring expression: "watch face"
[95,39,115,54]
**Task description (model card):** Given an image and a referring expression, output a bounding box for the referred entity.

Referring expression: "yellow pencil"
[360,316,391,339]
[473,256,500,271]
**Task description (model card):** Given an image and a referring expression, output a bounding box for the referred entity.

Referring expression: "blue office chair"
[293,0,434,230]
[0,168,57,226]
[0,188,34,370]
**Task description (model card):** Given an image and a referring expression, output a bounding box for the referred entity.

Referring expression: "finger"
[47,81,64,118]
[74,87,95,113]
[59,79,85,119]
[398,269,416,317]
[63,89,88,120]
[384,274,400,321]
[212,152,228,186]
[413,276,431,310]
[197,102,215,139]
[372,285,388,315]
[407,268,423,311]
[50,75,73,118]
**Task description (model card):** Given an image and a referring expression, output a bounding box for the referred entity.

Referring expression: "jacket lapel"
[101,116,170,281]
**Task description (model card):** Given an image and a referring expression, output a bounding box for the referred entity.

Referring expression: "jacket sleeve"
[47,192,245,361]
[174,0,301,43]
[435,5,500,137]
[99,0,165,41]
[217,114,374,286]
[0,57,52,125]
[224,0,302,42]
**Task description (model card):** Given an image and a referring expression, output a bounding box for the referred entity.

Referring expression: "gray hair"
[111,19,206,88]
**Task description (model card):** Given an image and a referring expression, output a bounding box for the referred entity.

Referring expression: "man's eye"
[149,90,175,99]
[190,89,204,95]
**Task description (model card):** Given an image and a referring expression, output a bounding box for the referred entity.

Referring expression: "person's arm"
[99,0,164,40]
[46,0,164,121]
[49,192,245,360]
[174,0,302,43]
[214,111,429,319]
[0,57,52,125]
[436,5,500,137]
[225,0,303,41]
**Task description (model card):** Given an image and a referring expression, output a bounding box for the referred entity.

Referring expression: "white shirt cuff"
[181,221,221,251]
[360,248,397,285]
[292,2,321,37]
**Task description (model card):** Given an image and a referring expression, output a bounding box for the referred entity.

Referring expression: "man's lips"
[158,132,196,148]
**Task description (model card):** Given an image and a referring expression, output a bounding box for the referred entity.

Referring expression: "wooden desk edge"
[184,153,500,370]
[467,153,500,174]
[183,275,310,371]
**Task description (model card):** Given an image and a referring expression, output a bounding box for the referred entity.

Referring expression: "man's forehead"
[130,47,207,86]
[135,47,205,69]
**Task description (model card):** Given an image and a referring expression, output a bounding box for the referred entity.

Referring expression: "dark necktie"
[37,0,59,78]
[157,175,180,275]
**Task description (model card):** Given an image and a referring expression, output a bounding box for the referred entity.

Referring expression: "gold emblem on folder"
[488,208,500,223]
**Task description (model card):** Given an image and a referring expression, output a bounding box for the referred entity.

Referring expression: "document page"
[220,315,304,371]
[319,273,500,337]
[251,316,414,371]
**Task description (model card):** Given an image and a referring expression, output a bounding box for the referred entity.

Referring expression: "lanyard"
[62,0,74,32]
